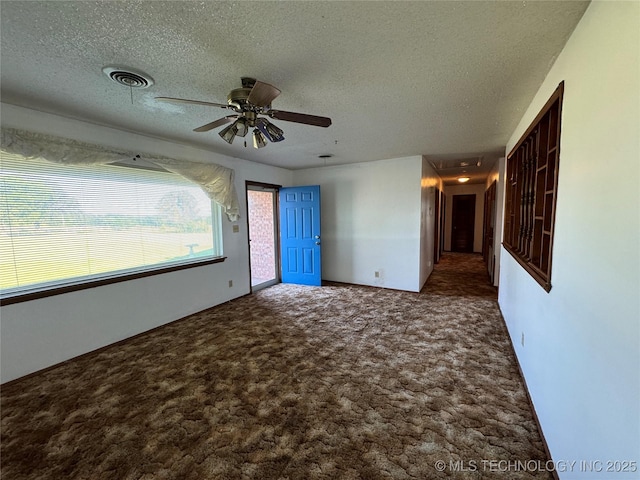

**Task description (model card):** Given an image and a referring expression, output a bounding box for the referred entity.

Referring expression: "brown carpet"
[1,253,552,479]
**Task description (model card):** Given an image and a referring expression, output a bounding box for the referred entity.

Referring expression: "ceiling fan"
[156,77,332,148]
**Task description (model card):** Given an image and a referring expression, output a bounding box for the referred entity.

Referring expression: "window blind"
[1,153,222,298]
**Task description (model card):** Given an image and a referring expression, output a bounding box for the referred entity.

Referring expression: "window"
[503,82,563,291]
[0,153,224,304]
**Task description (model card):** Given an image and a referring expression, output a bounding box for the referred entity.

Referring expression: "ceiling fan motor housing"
[227,87,252,111]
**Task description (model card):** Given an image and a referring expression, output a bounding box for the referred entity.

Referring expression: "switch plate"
[232,225,240,233]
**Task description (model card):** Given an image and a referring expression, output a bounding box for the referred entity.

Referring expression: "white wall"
[443,183,485,252]
[0,103,293,383]
[293,156,434,292]
[499,2,639,477]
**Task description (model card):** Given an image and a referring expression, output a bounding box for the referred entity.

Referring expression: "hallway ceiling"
[0,1,589,177]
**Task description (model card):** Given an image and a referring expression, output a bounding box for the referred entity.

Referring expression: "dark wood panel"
[503,81,563,292]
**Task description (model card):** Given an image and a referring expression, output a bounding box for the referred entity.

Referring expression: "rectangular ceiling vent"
[430,156,483,171]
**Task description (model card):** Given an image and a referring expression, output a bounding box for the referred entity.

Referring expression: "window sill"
[0,257,227,306]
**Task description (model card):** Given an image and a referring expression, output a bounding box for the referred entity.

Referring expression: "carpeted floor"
[1,253,552,479]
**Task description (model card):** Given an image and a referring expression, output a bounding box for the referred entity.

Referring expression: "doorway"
[247,183,280,291]
[451,194,476,252]
[433,188,445,264]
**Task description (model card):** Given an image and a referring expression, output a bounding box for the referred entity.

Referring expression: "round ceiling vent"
[102,66,154,89]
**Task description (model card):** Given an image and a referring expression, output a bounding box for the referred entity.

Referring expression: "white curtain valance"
[0,127,240,221]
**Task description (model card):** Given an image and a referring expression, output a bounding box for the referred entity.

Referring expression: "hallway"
[423,252,498,298]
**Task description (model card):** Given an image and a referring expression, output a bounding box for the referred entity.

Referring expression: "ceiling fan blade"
[268,110,332,127]
[193,116,237,132]
[247,81,281,107]
[156,97,229,108]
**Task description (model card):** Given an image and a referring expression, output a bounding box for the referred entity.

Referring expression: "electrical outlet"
[228,280,233,288]
[521,333,525,347]
[374,271,380,278]
[232,224,240,233]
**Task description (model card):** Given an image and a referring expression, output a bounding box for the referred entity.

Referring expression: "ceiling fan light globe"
[235,118,249,137]
[219,124,237,144]
[265,120,285,142]
[256,118,285,143]
[255,118,270,140]
[253,129,268,149]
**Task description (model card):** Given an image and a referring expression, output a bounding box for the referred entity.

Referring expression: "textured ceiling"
[0,1,588,181]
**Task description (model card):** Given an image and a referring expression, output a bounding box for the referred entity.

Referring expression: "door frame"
[483,181,497,281]
[245,181,282,292]
[433,188,445,264]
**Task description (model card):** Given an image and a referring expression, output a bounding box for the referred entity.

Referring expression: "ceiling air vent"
[102,66,154,89]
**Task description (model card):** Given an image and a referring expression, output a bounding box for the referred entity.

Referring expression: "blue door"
[279,185,321,286]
